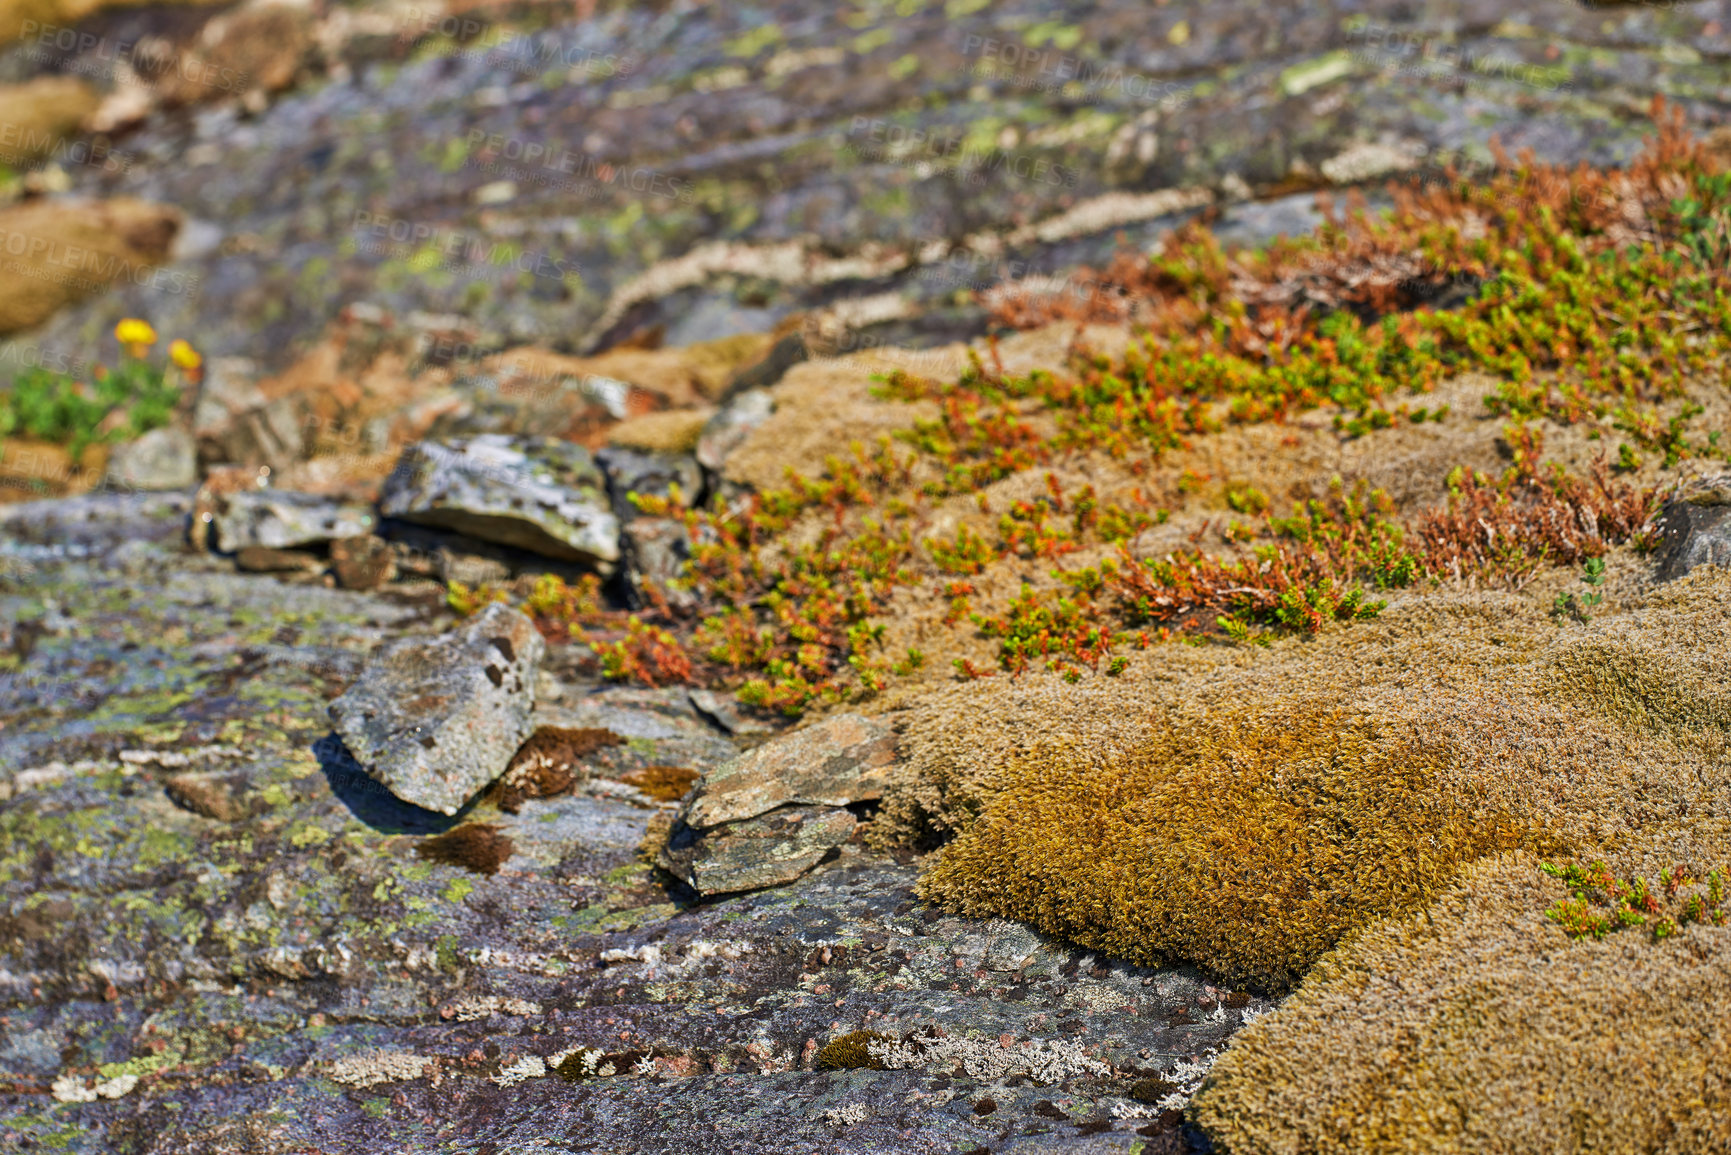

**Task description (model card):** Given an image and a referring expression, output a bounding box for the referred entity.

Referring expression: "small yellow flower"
[114,318,157,350]
[168,339,201,371]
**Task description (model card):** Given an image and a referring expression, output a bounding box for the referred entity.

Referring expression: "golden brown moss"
[415,824,514,875]
[496,726,624,813]
[815,1031,889,1071]
[620,764,699,802]
[898,569,1731,991]
[916,703,1550,989]
[1193,846,1731,1154]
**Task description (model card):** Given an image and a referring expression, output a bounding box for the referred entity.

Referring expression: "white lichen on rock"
[444,994,542,1021]
[491,1054,547,1086]
[822,1102,871,1127]
[867,1034,1108,1084]
[327,1049,434,1088]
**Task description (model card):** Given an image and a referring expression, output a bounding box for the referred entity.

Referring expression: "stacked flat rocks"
[659,713,898,894]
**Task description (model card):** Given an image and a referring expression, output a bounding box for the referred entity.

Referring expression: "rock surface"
[328,534,396,591]
[1655,482,1731,581]
[0,492,1243,1154]
[378,435,620,571]
[327,602,545,815]
[683,712,899,829]
[104,426,197,491]
[209,489,376,552]
[697,388,776,474]
[660,803,859,894]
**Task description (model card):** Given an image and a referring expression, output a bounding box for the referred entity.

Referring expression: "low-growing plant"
[1541,860,1728,942]
[0,319,196,457]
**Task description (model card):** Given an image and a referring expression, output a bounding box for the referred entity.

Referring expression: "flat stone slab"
[659,804,857,894]
[378,434,620,571]
[208,488,375,554]
[681,712,897,829]
[327,603,545,815]
[211,489,377,552]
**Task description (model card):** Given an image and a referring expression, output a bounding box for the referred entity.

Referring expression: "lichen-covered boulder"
[328,602,545,815]
[379,435,620,572]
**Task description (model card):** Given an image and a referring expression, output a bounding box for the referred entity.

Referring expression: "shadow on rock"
[314,732,467,834]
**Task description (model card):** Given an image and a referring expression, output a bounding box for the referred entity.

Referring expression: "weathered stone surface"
[682,712,898,829]
[327,602,545,815]
[329,534,396,590]
[233,545,323,574]
[660,804,857,894]
[211,489,376,553]
[191,357,309,470]
[619,517,691,605]
[1655,482,1731,581]
[379,435,620,571]
[595,445,704,518]
[104,426,197,491]
[696,388,775,474]
[688,687,778,736]
[0,493,1251,1155]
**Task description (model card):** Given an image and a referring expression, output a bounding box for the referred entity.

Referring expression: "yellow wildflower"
[168,339,201,371]
[114,318,157,355]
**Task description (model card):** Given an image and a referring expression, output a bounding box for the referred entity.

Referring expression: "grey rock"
[659,804,857,894]
[620,517,692,606]
[1655,482,1731,581]
[596,445,703,604]
[696,388,774,474]
[327,602,545,815]
[688,687,778,736]
[379,434,620,571]
[192,356,265,440]
[596,445,704,520]
[682,712,898,830]
[105,425,197,491]
[211,489,376,553]
[984,920,1047,972]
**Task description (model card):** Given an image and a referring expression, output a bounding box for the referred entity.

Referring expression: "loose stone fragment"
[327,603,544,815]
[659,804,856,894]
[682,712,897,829]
